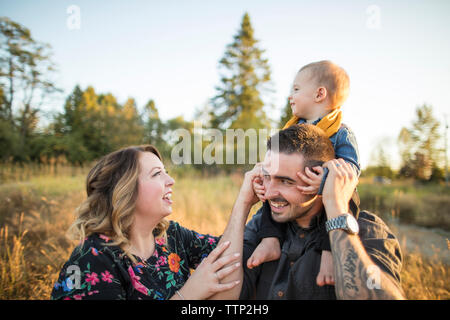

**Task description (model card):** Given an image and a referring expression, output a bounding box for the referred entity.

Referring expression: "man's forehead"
[263,151,304,175]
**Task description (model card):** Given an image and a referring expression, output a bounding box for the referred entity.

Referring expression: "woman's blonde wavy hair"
[68,145,170,262]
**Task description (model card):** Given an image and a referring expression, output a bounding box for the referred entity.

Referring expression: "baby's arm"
[252,175,266,202]
[298,125,361,195]
[297,166,324,195]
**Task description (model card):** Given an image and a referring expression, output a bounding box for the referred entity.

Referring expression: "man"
[216,124,404,300]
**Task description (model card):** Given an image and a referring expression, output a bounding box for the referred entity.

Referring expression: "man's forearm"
[209,195,251,300]
[329,230,405,300]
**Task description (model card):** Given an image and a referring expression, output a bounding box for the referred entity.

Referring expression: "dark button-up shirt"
[239,208,403,300]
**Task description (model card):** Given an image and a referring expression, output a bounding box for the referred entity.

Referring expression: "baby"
[250,60,361,287]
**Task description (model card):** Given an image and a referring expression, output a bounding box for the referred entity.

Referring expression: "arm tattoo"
[342,247,359,294]
[330,230,405,300]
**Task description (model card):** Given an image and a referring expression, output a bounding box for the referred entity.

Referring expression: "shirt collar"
[299,117,322,125]
[288,207,327,234]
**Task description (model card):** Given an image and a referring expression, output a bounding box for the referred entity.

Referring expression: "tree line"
[0,15,447,181]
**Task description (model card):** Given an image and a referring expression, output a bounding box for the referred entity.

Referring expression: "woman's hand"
[174,241,241,300]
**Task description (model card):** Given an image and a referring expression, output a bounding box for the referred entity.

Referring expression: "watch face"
[346,215,359,233]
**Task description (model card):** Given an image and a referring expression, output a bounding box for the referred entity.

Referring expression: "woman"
[51,145,241,300]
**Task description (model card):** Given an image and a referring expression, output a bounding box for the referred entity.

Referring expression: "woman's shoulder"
[52,234,128,300]
[165,220,218,244]
[78,233,114,249]
[68,233,121,263]
[166,220,197,237]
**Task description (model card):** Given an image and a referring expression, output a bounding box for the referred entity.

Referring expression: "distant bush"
[358,182,450,231]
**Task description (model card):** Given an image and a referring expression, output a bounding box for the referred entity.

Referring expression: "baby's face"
[289,70,319,120]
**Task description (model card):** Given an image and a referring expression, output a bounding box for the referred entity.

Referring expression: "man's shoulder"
[357,210,397,240]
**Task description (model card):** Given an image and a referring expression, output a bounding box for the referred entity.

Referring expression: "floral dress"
[51,221,219,300]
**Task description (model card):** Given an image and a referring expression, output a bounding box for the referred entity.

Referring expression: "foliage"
[0,17,60,162]
[210,12,273,130]
[357,179,450,230]
[397,104,443,181]
[279,98,292,129]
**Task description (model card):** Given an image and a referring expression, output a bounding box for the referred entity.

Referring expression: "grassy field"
[0,169,449,299]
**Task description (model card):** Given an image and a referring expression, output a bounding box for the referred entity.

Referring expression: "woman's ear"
[315,87,327,102]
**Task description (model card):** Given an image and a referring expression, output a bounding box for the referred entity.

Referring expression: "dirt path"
[388,221,450,264]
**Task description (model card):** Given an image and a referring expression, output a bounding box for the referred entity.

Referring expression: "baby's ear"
[315,87,327,102]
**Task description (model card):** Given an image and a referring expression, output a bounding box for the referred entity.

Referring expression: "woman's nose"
[166,174,175,187]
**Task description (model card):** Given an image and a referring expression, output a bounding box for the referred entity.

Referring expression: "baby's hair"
[299,60,350,109]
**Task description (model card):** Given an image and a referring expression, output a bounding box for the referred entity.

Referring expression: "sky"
[1,0,450,169]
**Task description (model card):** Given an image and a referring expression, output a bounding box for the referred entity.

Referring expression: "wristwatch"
[325,213,359,235]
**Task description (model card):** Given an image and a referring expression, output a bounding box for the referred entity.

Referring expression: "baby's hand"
[252,176,266,202]
[297,166,324,195]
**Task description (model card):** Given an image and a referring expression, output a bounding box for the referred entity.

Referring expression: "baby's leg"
[316,250,335,286]
[247,237,281,269]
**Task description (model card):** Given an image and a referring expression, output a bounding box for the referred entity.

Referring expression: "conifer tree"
[211,12,272,130]
[398,104,442,180]
[279,98,292,128]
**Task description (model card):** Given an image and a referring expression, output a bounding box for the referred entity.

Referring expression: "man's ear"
[315,87,327,103]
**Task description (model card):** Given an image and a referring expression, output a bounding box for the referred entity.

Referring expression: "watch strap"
[325,215,346,233]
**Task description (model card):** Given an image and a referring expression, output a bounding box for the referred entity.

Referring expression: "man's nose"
[264,180,280,199]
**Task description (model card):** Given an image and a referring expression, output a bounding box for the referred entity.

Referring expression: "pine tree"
[279,98,292,128]
[0,17,60,161]
[398,104,442,180]
[210,12,272,130]
[144,99,166,150]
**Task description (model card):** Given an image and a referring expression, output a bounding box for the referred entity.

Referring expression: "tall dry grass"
[0,168,448,299]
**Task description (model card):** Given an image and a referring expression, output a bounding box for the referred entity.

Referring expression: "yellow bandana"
[282,108,342,138]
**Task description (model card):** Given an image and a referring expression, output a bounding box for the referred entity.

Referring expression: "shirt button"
[277,291,284,297]
[299,233,305,238]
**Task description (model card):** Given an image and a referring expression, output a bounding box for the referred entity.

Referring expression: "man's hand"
[237,163,264,207]
[322,159,358,219]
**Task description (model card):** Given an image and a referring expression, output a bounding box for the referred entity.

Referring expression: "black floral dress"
[51,221,219,300]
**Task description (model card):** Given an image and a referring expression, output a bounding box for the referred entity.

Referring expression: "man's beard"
[270,197,318,224]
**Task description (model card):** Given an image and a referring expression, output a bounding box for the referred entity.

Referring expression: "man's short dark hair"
[267,124,335,168]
